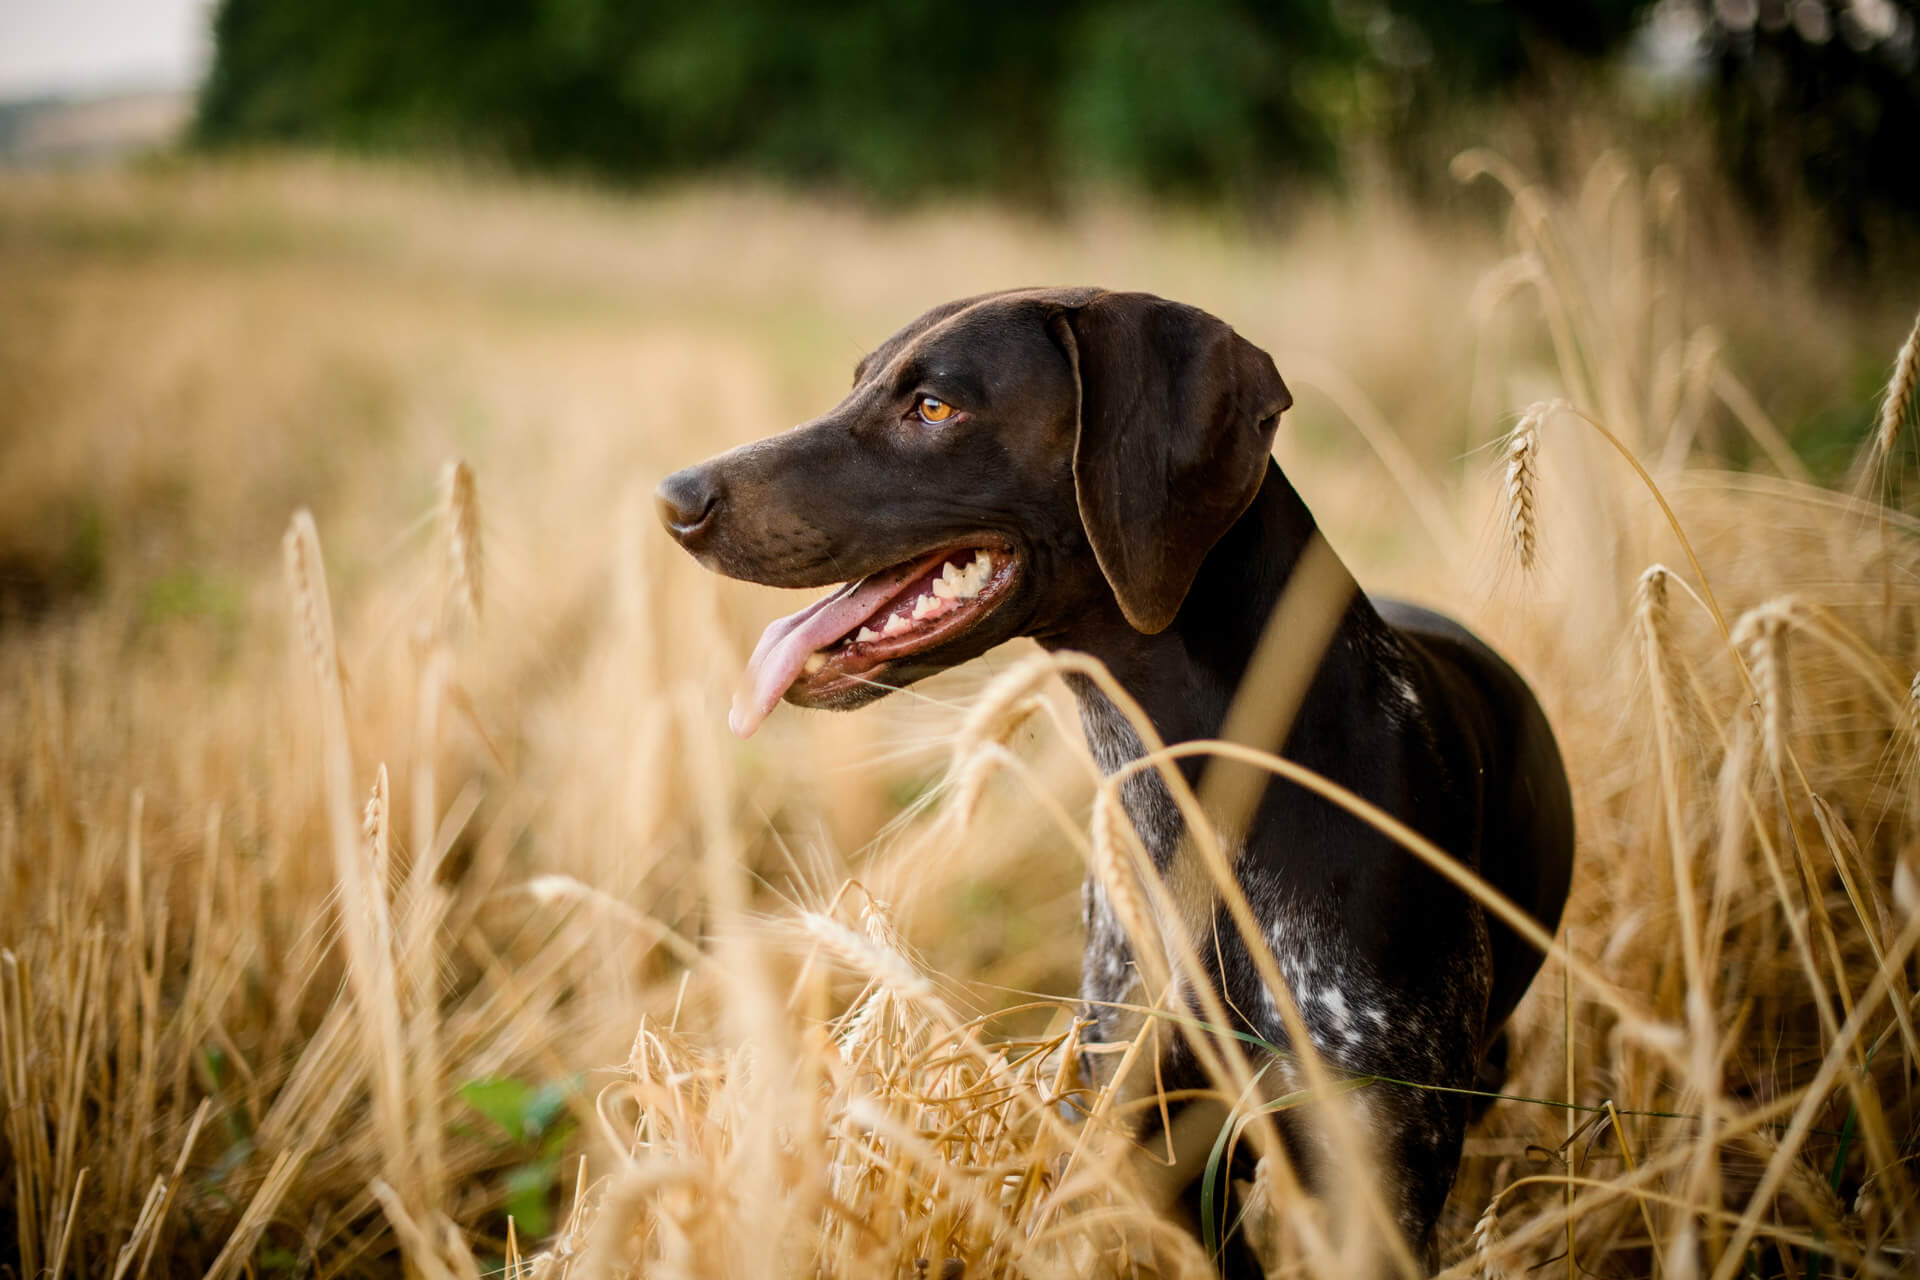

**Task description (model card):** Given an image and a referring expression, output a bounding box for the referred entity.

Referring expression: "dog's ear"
[1050,292,1291,633]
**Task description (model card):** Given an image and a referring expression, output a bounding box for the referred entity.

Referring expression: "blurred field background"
[3,2,1920,1277]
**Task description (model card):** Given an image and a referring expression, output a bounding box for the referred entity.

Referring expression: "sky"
[0,0,214,98]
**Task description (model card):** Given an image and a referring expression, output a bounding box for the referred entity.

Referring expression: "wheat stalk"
[441,460,483,625]
[282,510,424,1217]
[202,1147,312,1280]
[1663,1221,1700,1280]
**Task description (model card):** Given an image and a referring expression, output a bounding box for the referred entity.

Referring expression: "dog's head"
[656,288,1291,735]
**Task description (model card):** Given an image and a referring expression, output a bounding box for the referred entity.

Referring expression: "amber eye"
[915,395,956,424]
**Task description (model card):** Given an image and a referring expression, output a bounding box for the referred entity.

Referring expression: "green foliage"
[1060,1,1341,197]
[194,1,1920,245]
[1687,0,1920,260]
[194,0,1646,200]
[458,1075,579,1237]
[461,1074,573,1143]
[140,568,244,630]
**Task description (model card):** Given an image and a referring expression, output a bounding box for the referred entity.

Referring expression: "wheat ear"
[1471,1188,1507,1280]
[1635,565,1676,697]
[1088,783,1159,983]
[1895,843,1920,922]
[364,763,390,891]
[282,510,340,695]
[956,657,1054,758]
[799,912,936,1009]
[1878,307,1920,463]
[441,460,483,624]
[1734,603,1793,775]
[1504,402,1550,573]
[1897,674,1920,920]
[942,654,1052,828]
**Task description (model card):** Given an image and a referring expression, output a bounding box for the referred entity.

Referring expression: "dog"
[655,288,1575,1271]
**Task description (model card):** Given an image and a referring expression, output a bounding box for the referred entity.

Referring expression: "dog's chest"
[1075,687,1178,1022]
[1071,686,1474,1082]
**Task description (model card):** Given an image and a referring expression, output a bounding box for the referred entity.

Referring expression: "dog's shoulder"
[1370,596,1538,750]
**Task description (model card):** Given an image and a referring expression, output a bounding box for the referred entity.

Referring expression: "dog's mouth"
[730,541,1019,737]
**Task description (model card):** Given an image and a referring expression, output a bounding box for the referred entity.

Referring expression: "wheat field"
[1,153,1917,1278]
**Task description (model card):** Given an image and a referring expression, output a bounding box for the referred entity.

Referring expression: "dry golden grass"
[1,153,1917,1278]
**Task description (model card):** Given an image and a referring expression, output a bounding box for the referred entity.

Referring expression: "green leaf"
[256,1244,305,1276]
[460,1075,538,1141]
[504,1160,558,1237]
[524,1077,578,1137]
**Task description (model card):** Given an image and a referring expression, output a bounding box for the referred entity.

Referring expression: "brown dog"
[657,288,1574,1271]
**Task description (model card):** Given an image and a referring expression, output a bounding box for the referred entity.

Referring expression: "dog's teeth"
[976,550,993,571]
[803,653,826,674]
[941,561,962,585]
[932,578,955,599]
[912,593,937,619]
[882,614,910,638]
[856,626,880,643]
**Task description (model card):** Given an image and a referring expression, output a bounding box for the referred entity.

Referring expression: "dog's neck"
[1045,460,1399,830]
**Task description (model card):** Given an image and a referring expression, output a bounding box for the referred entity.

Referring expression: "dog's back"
[1373,597,1575,1046]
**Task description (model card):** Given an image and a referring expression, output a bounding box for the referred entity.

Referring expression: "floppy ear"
[1050,292,1292,633]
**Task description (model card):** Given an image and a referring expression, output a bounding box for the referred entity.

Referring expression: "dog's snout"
[655,467,721,544]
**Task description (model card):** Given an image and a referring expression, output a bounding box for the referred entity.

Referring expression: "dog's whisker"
[829,739,959,775]
[839,671,965,709]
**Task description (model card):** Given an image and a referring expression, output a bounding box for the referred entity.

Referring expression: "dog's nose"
[655,467,721,544]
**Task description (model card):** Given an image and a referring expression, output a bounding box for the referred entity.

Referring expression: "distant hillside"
[0,88,191,168]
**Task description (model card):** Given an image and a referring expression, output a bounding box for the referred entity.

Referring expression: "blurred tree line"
[196,0,1916,247]
[1689,0,1920,254]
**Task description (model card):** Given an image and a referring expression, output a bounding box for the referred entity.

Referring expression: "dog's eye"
[914,395,956,425]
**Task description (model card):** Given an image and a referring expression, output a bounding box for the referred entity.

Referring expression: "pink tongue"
[729,553,944,738]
